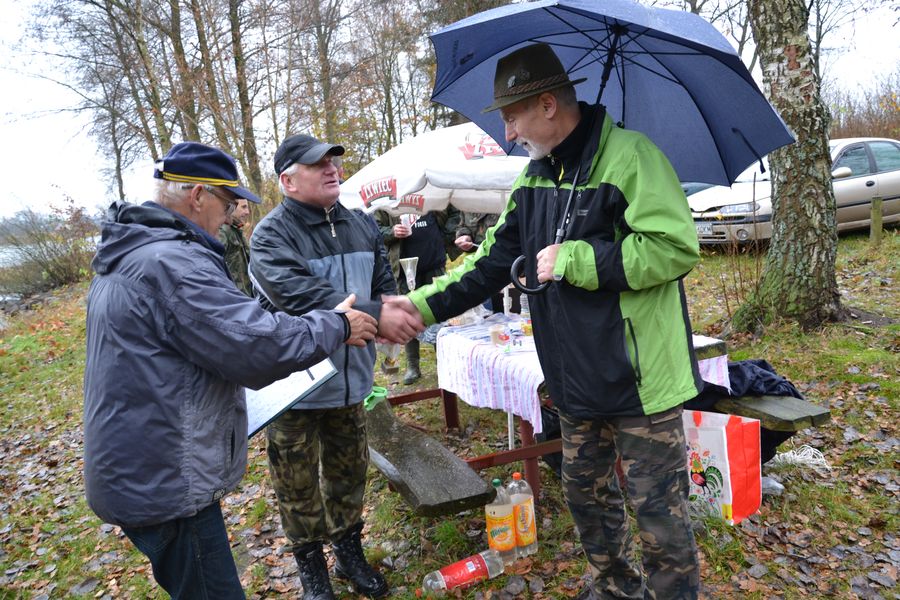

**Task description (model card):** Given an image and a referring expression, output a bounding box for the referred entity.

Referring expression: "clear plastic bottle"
[376,342,401,374]
[485,478,517,565]
[518,295,532,336]
[420,549,504,593]
[507,472,538,557]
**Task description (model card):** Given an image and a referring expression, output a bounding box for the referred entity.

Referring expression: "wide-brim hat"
[153,141,261,203]
[274,134,345,174]
[482,43,586,113]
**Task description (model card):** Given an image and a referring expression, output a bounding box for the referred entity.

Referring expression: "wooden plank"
[366,400,494,517]
[465,439,562,471]
[692,334,727,361]
[714,395,831,432]
[388,388,443,405]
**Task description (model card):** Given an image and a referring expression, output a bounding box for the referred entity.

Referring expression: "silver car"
[689,137,900,244]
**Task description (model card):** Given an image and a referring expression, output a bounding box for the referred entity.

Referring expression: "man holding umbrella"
[392,43,702,599]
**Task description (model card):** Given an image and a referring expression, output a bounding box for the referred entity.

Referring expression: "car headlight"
[719,202,760,215]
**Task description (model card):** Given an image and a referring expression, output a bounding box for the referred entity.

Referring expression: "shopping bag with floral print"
[683,409,761,525]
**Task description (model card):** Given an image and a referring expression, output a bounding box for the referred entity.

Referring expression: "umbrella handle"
[510,255,550,295]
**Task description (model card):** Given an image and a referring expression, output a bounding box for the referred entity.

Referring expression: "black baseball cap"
[274,134,345,174]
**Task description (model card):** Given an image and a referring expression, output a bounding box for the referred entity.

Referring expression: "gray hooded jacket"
[83,201,348,528]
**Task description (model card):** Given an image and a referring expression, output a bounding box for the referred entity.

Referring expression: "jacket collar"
[282,196,347,225]
[142,201,225,254]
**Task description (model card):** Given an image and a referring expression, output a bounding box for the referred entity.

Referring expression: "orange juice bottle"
[508,472,538,557]
[485,478,516,565]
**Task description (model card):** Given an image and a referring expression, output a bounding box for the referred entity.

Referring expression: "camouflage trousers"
[266,404,368,553]
[559,406,699,600]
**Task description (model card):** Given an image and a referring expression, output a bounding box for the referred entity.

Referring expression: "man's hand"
[536,244,562,283]
[378,295,425,344]
[392,224,412,238]
[454,234,476,252]
[335,294,378,347]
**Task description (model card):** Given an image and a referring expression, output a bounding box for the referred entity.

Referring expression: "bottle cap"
[512,472,522,480]
[492,478,502,487]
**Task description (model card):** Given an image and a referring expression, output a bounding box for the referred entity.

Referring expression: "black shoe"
[294,542,336,600]
[402,367,421,385]
[575,582,597,600]
[332,523,389,598]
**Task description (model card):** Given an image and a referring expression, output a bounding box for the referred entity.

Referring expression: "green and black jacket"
[408,107,703,419]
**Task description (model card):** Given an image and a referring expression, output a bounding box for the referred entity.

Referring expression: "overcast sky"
[1,0,898,220]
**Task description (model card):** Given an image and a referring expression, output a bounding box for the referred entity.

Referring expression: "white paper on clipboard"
[245,359,337,438]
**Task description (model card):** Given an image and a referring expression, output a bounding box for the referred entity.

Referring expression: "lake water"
[0,247,23,302]
[0,246,21,268]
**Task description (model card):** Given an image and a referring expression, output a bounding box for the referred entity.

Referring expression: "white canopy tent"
[339,122,529,216]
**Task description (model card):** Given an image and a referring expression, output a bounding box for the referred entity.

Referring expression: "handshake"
[335,294,425,347]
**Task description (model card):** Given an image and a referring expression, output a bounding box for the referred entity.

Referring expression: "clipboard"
[245,359,337,437]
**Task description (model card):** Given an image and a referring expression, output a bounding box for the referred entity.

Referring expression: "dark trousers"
[122,502,244,600]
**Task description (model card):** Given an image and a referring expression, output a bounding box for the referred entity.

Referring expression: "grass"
[0,230,897,598]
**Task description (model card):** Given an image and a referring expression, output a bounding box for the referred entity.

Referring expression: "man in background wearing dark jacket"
[83,142,377,600]
[374,208,458,384]
[250,134,422,600]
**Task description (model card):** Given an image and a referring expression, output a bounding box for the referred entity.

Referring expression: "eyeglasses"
[202,185,238,216]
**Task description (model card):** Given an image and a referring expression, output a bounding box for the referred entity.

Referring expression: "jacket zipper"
[325,206,337,238]
[330,206,351,406]
[623,317,643,386]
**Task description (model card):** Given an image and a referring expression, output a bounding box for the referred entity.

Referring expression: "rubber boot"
[294,541,336,600]
[402,340,421,385]
[332,523,388,598]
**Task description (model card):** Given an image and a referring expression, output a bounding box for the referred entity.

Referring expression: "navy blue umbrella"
[430,0,794,186]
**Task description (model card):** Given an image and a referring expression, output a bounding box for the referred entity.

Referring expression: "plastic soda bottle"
[420,549,504,593]
[518,294,533,336]
[485,478,516,565]
[508,472,538,557]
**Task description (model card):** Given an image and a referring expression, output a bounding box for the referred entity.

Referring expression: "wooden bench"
[365,396,494,517]
[713,394,831,432]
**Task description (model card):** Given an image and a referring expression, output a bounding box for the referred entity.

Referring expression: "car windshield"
[733,158,771,183]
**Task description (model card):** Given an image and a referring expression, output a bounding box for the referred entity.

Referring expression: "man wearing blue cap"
[250,134,424,600]
[83,141,379,599]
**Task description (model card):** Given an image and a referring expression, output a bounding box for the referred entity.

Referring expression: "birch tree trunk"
[736,0,845,331]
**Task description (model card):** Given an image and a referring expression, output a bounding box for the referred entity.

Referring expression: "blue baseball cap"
[153,142,262,203]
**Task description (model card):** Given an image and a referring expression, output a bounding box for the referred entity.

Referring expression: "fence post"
[870,197,883,246]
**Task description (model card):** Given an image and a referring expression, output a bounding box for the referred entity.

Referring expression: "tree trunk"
[189,0,231,149]
[311,0,340,141]
[104,0,160,160]
[131,0,172,152]
[736,0,845,331]
[228,0,264,197]
[166,0,200,140]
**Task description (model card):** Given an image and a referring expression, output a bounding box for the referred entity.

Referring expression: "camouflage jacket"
[218,223,252,296]
[455,212,500,250]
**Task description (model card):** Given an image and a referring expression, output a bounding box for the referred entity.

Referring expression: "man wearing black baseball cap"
[83,141,378,599]
[251,134,423,599]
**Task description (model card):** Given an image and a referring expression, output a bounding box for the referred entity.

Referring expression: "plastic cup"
[489,324,508,346]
